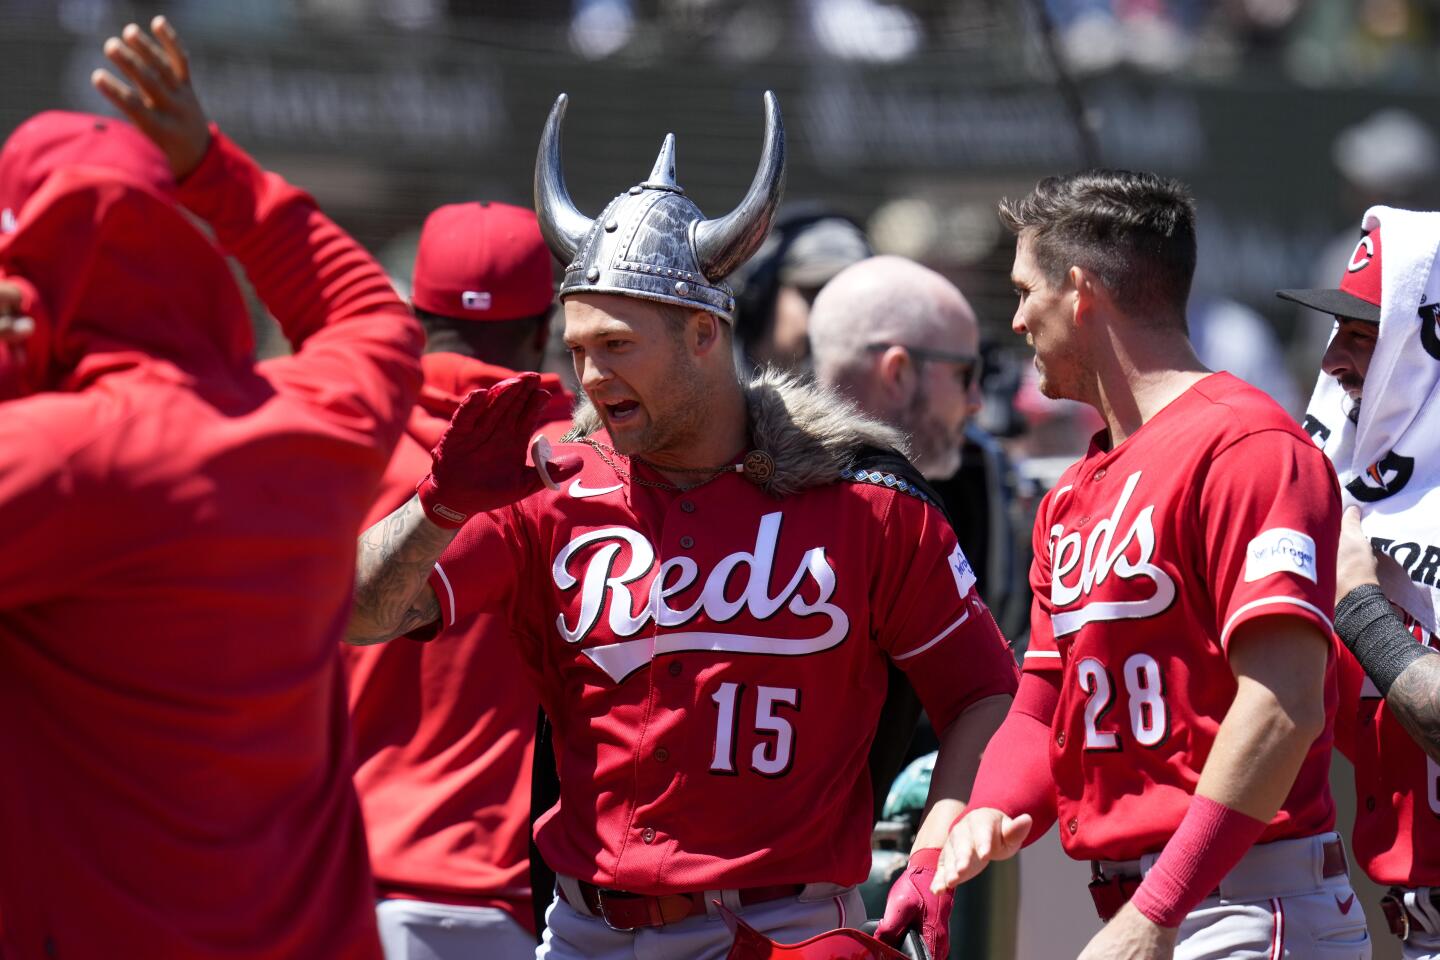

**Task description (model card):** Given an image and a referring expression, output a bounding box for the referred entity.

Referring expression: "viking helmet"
[534,91,786,323]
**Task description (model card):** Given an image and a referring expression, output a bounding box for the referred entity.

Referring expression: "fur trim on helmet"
[562,366,908,498]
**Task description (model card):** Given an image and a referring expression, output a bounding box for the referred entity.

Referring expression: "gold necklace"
[581,438,775,492]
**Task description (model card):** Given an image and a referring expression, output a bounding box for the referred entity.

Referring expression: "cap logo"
[1348,235,1375,273]
[461,291,492,311]
[0,209,16,234]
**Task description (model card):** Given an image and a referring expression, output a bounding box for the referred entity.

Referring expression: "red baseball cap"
[411,201,554,321]
[0,111,173,233]
[1276,227,1383,323]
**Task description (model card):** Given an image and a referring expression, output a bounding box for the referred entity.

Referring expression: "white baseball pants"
[1101,832,1371,959]
[376,898,537,960]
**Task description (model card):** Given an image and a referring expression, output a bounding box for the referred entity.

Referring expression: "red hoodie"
[0,128,421,957]
[343,353,569,933]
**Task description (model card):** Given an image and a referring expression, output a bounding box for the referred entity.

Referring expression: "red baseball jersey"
[426,436,1019,894]
[1336,613,1440,886]
[0,131,421,956]
[344,353,570,932]
[1023,373,1342,862]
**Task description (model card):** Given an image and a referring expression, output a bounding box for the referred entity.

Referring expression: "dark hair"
[416,307,550,367]
[999,169,1197,322]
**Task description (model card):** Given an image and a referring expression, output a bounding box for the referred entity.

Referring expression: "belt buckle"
[592,887,632,933]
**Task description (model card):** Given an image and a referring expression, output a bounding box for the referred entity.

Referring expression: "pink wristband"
[1129,796,1268,928]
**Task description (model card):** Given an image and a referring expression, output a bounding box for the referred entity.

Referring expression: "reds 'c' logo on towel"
[1419,302,1440,361]
[1347,450,1415,502]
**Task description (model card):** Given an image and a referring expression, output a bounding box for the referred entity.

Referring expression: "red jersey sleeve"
[1197,430,1341,649]
[872,491,1019,733]
[177,128,422,453]
[1022,484,1063,675]
[428,504,531,640]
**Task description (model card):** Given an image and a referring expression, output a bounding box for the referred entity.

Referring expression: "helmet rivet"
[628,185,643,195]
[604,219,618,232]
[675,281,691,296]
[585,266,600,282]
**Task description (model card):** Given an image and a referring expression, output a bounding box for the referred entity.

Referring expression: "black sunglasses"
[865,342,981,389]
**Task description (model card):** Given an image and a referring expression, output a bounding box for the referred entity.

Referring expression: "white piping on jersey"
[433,562,457,627]
[1219,595,1332,647]
[893,609,971,662]
[582,623,849,684]
[1023,650,1062,659]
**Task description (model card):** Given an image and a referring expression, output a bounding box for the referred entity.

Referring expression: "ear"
[689,309,725,358]
[1069,265,1093,326]
[876,345,916,405]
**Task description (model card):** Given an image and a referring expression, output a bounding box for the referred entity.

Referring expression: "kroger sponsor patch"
[949,543,977,598]
[1244,528,1317,584]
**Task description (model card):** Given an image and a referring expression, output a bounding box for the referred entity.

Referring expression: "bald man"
[809,255,983,480]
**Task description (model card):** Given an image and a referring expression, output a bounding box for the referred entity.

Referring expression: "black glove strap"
[1335,584,1436,696]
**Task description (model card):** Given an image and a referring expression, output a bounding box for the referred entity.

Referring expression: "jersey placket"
[614,482,708,888]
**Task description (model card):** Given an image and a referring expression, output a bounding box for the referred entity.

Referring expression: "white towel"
[1303,206,1440,635]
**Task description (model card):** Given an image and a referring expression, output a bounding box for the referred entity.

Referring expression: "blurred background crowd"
[6,1,1437,474]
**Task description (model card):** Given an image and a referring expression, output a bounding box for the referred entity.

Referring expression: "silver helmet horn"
[534,91,786,322]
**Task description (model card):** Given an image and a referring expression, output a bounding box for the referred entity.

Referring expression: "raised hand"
[416,373,581,529]
[91,16,210,179]
[932,808,1032,893]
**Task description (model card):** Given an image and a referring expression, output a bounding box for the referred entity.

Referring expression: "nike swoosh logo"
[1337,894,1355,915]
[569,479,623,499]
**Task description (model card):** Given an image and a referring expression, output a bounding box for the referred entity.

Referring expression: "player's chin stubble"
[624,363,708,460]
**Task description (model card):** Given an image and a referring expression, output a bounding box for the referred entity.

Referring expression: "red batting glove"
[876,848,952,960]
[416,372,580,529]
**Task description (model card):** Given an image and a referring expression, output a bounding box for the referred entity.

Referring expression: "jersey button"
[668,661,683,677]
[1076,516,1091,526]
[680,535,695,549]
[1067,818,1078,835]
[1093,468,1107,481]
[1365,796,1376,812]
[655,748,670,763]
[681,500,696,513]
[1056,731,1066,748]
[642,827,657,844]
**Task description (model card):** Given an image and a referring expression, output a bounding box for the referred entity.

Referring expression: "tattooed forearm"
[347,495,457,644]
[1386,653,1440,765]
